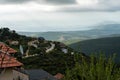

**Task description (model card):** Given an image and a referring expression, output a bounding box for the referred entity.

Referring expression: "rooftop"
[27,69,57,80]
[0,52,23,68]
[54,73,64,80]
[0,42,17,54]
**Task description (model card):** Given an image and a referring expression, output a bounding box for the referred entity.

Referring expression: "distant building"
[10,41,19,45]
[0,51,29,80]
[71,52,74,55]
[61,48,68,54]
[54,73,64,80]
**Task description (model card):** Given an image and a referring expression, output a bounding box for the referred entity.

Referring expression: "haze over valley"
[19,23,120,45]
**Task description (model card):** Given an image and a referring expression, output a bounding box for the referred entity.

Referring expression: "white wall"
[13,69,29,80]
[0,68,13,80]
[0,68,29,80]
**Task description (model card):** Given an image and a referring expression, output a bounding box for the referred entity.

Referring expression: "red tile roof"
[0,42,17,54]
[0,52,23,68]
[54,73,64,80]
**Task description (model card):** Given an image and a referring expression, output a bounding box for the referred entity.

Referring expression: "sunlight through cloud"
[76,0,99,6]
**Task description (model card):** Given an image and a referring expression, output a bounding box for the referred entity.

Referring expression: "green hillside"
[0,27,88,74]
[70,37,120,62]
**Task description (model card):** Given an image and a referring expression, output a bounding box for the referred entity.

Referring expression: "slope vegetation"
[70,37,120,62]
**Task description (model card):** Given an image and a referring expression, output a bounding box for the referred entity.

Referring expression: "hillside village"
[0,28,87,80]
[1,28,120,80]
[0,42,62,80]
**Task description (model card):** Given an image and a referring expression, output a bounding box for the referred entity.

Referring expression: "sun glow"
[39,5,56,12]
[76,0,98,6]
[0,2,57,13]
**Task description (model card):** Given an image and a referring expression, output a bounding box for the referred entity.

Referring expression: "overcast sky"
[0,0,120,32]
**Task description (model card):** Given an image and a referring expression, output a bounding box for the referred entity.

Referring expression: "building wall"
[0,68,13,80]
[0,68,29,80]
[13,69,29,80]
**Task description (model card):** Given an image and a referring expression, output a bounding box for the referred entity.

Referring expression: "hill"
[0,27,87,74]
[70,37,120,62]
[18,23,120,45]
[18,31,90,45]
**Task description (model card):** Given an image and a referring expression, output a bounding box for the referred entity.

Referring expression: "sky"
[0,0,120,32]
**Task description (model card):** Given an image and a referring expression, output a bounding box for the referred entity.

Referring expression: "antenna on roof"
[19,45,24,56]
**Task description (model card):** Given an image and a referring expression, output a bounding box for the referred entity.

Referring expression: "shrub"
[63,54,120,80]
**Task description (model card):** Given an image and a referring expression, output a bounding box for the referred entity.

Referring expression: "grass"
[63,53,120,80]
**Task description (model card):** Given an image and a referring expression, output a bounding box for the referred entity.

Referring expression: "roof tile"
[0,42,17,54]
[0,52,23,68]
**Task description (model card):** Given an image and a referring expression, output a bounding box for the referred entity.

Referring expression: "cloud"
[56,0,120,12]
[0,0,33,4]
[43,0,75,5]
[0,0,76,4]
[0,0,120,11]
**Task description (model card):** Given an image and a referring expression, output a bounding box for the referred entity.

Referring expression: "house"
[54,73,64,80]
[0,51,29,80]
[57,43,68,53]
[28,69,57,80]
[0,42,17,54]
[61,48,68,54]
[10,41,19,45]
[71,52,74,55]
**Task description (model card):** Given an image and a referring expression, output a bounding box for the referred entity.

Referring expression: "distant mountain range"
[18,23,120,45]
[70,37,120,62]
